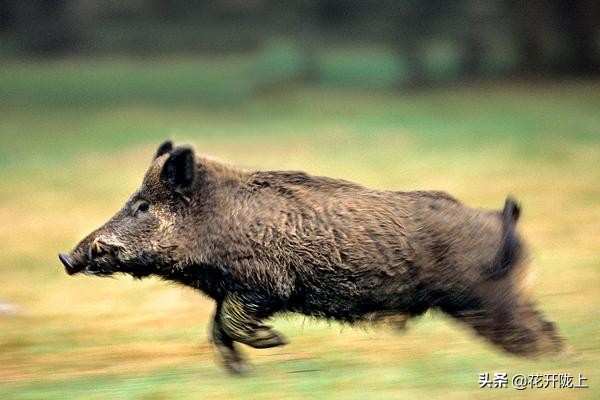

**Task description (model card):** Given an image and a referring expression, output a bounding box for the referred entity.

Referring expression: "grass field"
[0,58,599,399]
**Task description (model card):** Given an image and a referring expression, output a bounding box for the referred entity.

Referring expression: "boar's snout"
[58,252,81,275]
[59,237,100,275]
[59,236,123,276]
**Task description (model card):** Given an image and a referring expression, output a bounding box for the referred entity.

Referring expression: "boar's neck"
[155,261,232,301]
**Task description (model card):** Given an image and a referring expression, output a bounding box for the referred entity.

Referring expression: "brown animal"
[59,141,564,373]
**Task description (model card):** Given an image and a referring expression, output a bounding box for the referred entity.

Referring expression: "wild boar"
[59,141,564,373]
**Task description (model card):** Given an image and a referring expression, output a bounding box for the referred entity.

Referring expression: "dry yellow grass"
[1,85,599,399]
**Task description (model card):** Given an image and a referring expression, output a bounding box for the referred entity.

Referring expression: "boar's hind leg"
[454,306,563,356]
[218,294,288,350]
[440,291,564,357]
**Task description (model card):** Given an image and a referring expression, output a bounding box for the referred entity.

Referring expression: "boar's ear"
[154,140,173,160]
[161,147,195,191]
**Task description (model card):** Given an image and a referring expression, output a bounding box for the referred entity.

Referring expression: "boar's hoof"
[244,327,288,349]
[224,358,251,375]
[214,344,250,375]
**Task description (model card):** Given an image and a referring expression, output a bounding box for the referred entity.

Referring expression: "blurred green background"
[1,1,599,399]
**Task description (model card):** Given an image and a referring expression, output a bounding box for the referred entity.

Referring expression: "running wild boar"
[59,141,564,373]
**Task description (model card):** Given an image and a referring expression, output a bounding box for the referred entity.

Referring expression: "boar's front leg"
[219,294,288,349]
[211,308,248,374]
[211,294,288,373]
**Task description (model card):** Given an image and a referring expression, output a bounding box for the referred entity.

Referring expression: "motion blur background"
[1,1,599,399]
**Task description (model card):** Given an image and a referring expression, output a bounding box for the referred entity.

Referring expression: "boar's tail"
[486,197,523,280]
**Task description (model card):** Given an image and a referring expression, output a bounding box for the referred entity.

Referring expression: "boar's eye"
[135,201,150,214]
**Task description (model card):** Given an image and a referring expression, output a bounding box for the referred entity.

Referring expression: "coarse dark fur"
[59,141,565,373]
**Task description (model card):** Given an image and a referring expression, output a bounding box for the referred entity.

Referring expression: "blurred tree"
[510,0,550,76]
[8,0,94,55]
[557,0,599,74]
[0,0,597,81]
[391,0,429,88]
[461,0,492,79]
[0,0,18,32]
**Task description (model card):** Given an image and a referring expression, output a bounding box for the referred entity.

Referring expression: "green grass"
[0,57,599,399]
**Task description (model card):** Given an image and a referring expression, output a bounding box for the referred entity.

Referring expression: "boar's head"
[59,141,199,279]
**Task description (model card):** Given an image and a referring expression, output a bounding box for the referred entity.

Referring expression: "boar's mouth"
[59,251,157,279]
[58,252,121,277]
[59,237,128,277]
